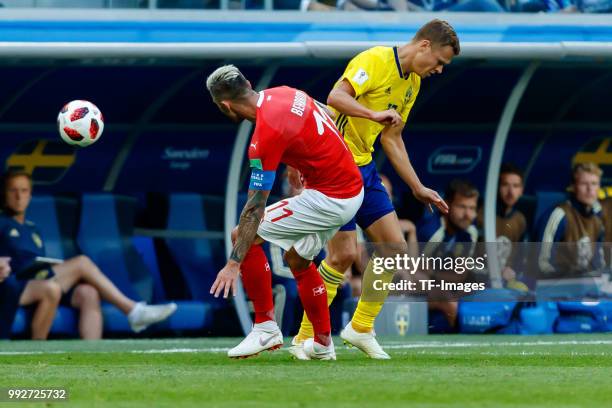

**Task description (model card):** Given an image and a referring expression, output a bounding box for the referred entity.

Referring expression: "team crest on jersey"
[403,88,413,105]
[32,232,43,249]
[353,69,369,86]
[9,228,19,238]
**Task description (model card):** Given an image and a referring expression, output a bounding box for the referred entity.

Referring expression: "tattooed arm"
[230,189,271,263]
[210,188,270,299]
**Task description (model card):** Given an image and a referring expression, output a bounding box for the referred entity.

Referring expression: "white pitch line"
[131,348,229,354]
[380,339,612,349]
[1,339,611,356]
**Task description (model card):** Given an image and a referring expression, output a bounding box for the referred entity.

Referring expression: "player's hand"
[370,109,402,127]
[210,261,240,299]
[413,185,449,214]
[0,257,11,282]
[502,267,517,282]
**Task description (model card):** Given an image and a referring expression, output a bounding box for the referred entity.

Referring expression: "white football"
[57,100,104,147]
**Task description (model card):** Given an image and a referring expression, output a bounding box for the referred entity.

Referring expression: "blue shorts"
[339,161,395,232]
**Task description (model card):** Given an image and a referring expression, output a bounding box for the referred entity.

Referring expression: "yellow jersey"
[332,46,421,167]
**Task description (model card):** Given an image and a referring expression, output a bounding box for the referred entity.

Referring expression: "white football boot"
[288,336,309,361]
[227,320,283,359]
[340,323,390,359]
[302,338,336,361]
[127,302,177,333]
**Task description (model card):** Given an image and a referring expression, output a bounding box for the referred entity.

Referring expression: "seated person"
[340,0,505,11]
[417,179,479,329]
[0,253,62,340]
[0,170,177,340]
[537,162,605,278]
[478,163,529,290]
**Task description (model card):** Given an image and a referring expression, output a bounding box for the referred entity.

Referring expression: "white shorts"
[257,188,364,260]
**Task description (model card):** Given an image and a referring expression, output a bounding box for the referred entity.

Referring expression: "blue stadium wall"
[1,63,610,207]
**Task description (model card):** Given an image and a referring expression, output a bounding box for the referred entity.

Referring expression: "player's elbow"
[327,87,347,109]
[326,90,338,108]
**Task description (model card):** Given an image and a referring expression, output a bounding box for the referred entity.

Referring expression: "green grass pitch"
[1,334,611,408]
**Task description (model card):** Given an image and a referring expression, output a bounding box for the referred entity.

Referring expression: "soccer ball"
[57,100,104,147]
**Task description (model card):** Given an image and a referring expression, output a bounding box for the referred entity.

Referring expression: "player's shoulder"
[514,208,528,225]
[466,225,479,243]
[537,204,568,239]
[0,213,12,228]
[354,46,391,65]
[0,213,19,237]
[259,86,305,111]
[256,86,307,137]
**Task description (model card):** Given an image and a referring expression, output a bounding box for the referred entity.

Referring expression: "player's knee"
[328,248,357,272]
[284,249,310,271]
[75,255,94,268]
[73,284,100,309]
[44,281,62,304]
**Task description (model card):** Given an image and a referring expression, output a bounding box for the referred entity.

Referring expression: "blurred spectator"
[417,179,479,329]
[421,0,505,11]
[300,0,336,9]
[0,174,62,341]
[537,162,605,278]
[505,0,612,12]
[0,170,176,340]
[575,0,612,12]
[505,0,577,12]
[246,0,334,9]
[339,0,504,11]
[478,163,529,291]
[338,0,423,10]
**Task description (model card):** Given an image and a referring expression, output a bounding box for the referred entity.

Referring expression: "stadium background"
[1,6,612,338]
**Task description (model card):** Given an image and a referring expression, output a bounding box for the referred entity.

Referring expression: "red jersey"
[248,86,363,199]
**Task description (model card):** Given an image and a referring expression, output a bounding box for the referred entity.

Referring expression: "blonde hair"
[205,65,251,102]
[573,162,602,181]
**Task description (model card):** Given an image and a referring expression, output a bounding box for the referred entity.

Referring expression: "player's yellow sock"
[295,260,344,342]
[351,256,393,333]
